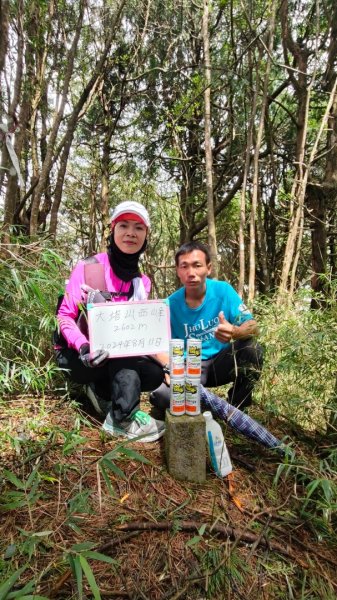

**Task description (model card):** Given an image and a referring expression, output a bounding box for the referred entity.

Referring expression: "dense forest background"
[1,1,337,598]
[1,0,336,299]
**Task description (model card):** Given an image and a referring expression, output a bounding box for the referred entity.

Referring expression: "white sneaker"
[102,409,165,442]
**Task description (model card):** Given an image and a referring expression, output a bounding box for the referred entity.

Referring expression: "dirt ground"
[1,393,337,599]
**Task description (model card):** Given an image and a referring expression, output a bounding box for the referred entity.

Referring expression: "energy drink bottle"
[186,339,202,377]
[185,376,201,416]
[169,339,185,377]
[170,377,185,416]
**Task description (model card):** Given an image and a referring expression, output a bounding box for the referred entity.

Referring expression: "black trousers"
[150,338,263,411]
[55,348,164,422]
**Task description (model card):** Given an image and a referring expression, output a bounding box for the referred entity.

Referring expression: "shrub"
[0,242,66,394]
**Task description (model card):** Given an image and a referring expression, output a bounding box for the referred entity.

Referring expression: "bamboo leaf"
[68,555,83,600]
[320,479,333,503]
[71,541,96,552]
[98,464,116,497]
[185,535,202,547]
[84,551,117,564]
[0,565,26,599]
[79,555,101,600]
[305,479,321,500]
[25,467,39,489]
[118,447,150,464]
[3,469,25,490]
[7,590,49,600]
[6,578,34,598]
[101,458,126,480]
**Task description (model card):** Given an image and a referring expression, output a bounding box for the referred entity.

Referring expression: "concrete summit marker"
[165,410,206,483]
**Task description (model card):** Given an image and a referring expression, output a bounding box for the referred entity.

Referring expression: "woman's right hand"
[79,343,109,368]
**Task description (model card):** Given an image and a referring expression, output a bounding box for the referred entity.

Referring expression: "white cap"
[110,201,151,229]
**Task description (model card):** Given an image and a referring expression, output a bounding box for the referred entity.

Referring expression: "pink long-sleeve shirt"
[57,253,151,352]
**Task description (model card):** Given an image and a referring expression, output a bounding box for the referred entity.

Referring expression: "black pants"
[55,348,164,422]
[150,338,263,411]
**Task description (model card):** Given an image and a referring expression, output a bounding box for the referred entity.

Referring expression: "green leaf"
[30,530,53,538]
[67,519,84,535]
[84,551,117,564]
[26,467,39,489]
[71,541,96,552]
[4,544,16,559]
[305,479,321,500]
[68,555,83,600]
[0,498,28,511]
[98,464,116,497]
[3,469,25,490]
[101,458,126,480]
[185,535,202,547]
[0,565,26,599]
[118,447,150,464]
[39,474,59,483]
[7,590,49,600]
[79,555,101,600]
[320,479,333,503]
[6,578,34,598]
[101,448,122,462]
[62,433,87,456]
[198,523,207,536]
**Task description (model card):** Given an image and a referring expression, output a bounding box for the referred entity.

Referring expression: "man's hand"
[79,343,109,368]
[215,312,258,343]
[214,311,234,343]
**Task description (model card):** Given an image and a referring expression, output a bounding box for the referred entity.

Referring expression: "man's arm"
[153,351,170,384]
[215,311,258,344]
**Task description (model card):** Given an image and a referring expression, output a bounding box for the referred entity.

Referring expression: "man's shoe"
[84,382,111,417]
[102,409,165,442]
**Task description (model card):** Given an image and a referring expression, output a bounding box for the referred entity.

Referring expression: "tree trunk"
[256,186,270,293]
[1,0,25,241]
[202,0,218,278]
[88,180,97,256]
[278,79,337,302]
[277,0,313,301]
[48,1,126,238]
[100,138,110,252]
[307,184,327,308]
[326,374,337,443]
[238,50,257,297]
[0,0,9,86]
[29,0,85,235]
[248,0,276,302]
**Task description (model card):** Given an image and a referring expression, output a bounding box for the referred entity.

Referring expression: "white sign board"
[87,300,170,358]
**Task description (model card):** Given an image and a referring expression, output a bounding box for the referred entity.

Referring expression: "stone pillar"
[165,410,206,483]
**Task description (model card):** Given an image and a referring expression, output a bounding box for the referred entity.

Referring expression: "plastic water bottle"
[203,411,232,477]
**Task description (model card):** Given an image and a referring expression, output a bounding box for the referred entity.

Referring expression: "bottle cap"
[203,411,212,421]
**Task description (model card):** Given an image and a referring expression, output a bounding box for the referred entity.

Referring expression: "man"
[150,240,263,412]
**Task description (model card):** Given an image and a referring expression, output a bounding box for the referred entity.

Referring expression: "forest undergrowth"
[0,246,337,599]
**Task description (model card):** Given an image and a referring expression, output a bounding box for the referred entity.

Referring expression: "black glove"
[79,344,109,368]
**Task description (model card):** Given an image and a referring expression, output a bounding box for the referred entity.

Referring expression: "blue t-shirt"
[168,278,253,360]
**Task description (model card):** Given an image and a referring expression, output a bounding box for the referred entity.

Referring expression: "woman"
[55,200,166,442]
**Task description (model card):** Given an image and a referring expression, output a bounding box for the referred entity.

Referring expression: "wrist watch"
[162,363,170,374]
